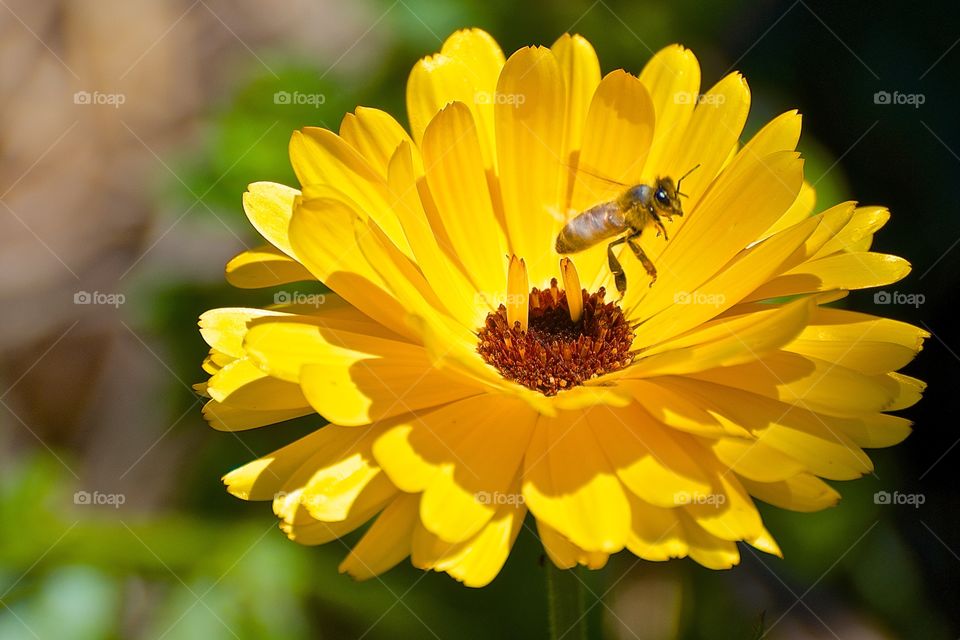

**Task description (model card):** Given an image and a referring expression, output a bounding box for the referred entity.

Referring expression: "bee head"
[652,164,700,219]
[652,177,684,219]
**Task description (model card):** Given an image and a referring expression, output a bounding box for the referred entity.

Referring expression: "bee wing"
[563,162,631,189]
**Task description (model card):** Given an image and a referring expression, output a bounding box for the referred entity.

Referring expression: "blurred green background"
[1,0,957,638]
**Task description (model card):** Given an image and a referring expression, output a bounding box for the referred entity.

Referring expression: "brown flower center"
[476,279,635,396]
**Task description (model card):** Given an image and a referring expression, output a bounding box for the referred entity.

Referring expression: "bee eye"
[655,188,670,206]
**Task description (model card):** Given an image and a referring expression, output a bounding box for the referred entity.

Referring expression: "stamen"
[560,257,583,324]
[506,255,529,333]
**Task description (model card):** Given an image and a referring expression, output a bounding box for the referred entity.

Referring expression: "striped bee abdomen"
[555,200,627,253]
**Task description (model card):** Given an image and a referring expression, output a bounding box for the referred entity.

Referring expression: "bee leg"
[627,235,658,286]
[652,212,669,240]
[606,236,628,299]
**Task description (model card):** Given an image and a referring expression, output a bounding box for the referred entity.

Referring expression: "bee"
[555,165,699,298]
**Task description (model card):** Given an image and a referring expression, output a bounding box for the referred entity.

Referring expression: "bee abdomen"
[555,201,625,254]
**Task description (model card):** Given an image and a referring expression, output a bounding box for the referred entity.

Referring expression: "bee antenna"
[675,163,701,194]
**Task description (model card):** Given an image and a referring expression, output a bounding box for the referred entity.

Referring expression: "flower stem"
[546,563,587,640]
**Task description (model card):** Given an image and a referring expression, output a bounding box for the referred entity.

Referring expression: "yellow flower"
[197,29,926,587]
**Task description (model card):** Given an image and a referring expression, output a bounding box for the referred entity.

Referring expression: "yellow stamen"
[560,257,583,324]
[506,255,529,332]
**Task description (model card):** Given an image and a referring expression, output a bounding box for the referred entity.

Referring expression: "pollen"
[476,279,635,396]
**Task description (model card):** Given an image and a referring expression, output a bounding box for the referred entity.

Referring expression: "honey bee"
[555,165,699,298]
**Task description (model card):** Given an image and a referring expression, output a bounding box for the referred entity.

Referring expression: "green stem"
[546,563,588,640]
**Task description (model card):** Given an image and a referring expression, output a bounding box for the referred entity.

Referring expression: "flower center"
[476,279,635,396]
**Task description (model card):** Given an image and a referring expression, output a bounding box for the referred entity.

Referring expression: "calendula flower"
[197,29,926,588]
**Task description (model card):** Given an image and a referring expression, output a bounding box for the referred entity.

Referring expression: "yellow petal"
[811,205,890,258]
[339,493,419,581]
[439,28,505,166]
[407,29,503,166]
[747,528,783,558]
[660,72,751,209]
[199,307,287,358]
[242,182,300,257]
[372,395,513,496]
[289,190,421,340]
[682,462,764,542]
[281,488,394,546]
[299,424,395,523]
[243,319,484,425]
[339,107,413,177]
[225,244,315,289]
[289,128,412,257]
[203,400,313,432]
[585,403,714,508]
[886,372,926,410]
[679,513,740,569]
[207,357,310,410]
[625,298,811,377]
[624,492,688,561]
[222,426,332,500]
[551,33,601,203]
[386,141,481,327]
[825,412,913,449]
[421,102,507,294]
[412,485,525,587]
[710,437,806,482]
[638,45,701,172]
[537,519,609,570]
[786,307,927,375]
[748,252,912,300]
[522,411,631,553]
[674,374,875,479]
[741,473,840,512]
[496,46,567,285]
[419,398,537,543]
[618,378,748,439]
[763,180,816,238]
